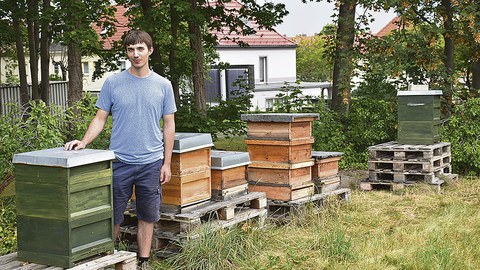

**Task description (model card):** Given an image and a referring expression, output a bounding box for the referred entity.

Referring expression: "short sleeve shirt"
[96,70,177,164]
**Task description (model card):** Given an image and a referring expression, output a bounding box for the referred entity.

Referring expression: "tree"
[294,33,332,82]
[332,0,356,113]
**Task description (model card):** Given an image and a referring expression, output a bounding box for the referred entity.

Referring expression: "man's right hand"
[64,140,86,151]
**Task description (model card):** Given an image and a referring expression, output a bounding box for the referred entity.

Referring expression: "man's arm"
[64,109,109,150]
[160,113,175,184]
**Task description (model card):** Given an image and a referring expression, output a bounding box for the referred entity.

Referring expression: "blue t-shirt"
[96,70,177,164]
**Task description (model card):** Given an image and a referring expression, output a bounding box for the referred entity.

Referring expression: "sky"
[262,0,397,36]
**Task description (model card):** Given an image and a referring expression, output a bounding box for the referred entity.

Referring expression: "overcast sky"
[262,0,397,36]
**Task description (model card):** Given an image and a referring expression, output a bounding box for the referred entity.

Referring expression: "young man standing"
[64,30,176,267]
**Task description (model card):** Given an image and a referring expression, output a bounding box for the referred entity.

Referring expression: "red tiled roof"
[92,5,130,50]
[209,0,295,48]
[375,16,401,37]
[93,2,295,50]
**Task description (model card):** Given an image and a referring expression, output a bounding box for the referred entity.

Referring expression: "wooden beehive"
[242,113,319,201]
[397,89,442,145]
[13,148,116,268]
[210,150,250,191]
[311,151,343,179]
[162,133,213,207]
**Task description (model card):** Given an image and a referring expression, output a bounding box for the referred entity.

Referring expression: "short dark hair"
[124,30,153,50]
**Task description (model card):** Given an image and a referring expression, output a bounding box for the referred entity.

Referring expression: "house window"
[259,56,267,83]
[53,63,60,75]
[82,62,89,76]
[265,98,276,110]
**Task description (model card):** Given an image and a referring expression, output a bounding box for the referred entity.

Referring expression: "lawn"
[152,176,480,269]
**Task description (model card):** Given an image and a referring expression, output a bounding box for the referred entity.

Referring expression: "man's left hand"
[160,165,171,185]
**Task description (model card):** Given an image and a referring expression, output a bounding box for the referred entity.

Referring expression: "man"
[64,30,176,267]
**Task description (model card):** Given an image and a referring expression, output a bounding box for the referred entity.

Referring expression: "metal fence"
[0,82,68,115]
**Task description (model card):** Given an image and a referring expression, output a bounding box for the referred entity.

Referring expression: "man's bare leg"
[137,219,154,258]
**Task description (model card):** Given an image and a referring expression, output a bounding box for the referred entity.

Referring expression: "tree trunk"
[13,16,30,107]
[331,0,356,113]
[139,0,165,76]
[67,42,83,107]
[440,0,454,113]
[169,3,181,104]
[473,60,480,94]
[188,0,207,117]
[40,0,51,104]
[27,0,40,100]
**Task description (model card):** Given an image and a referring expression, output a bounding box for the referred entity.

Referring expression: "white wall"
[215,47,296,84]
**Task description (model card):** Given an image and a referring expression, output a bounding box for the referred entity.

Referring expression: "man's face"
[126,42,153,69]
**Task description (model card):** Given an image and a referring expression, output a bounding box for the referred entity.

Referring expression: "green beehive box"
[13,147,116,268]
[397,90,442,145]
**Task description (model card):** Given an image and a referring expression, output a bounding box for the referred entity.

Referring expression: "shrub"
[442,98,480,175]
[0,196,17,255]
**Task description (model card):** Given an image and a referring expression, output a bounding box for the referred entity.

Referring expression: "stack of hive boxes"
[162,133,214,211]
[241,113,319,201]
[311,151,343,193]
[13,148,116,268]
[210,150,251,201]
[366,85,453,187]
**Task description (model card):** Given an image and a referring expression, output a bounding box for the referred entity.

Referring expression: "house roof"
[92,5,130,50]
[93,2,295,50]
[375,16,401,37]
[210,1,296,48]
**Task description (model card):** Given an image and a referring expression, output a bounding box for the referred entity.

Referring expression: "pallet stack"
[210,150,251,201]
[363,86,455,190]
[241,113,319,201]
[364,141,453,190]
[311,151,343,193]
[162,132,214,212]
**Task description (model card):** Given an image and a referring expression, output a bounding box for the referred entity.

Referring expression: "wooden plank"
[246,121,312,140]
[312,156,340,179]
[248,166,311,186]
[69,251,136,270]
[245,137,314,146]
[162,171,211,206]
[248,182,314,201]
[171,148,211,176]
[247,143,312,164]
[249,160,314,170]
[211,166,247,190]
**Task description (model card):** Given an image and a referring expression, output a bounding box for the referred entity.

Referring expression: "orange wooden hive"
[162,133,213,207]
[210,150,251,200]
[242,113,319,201]
[311,151,343,179]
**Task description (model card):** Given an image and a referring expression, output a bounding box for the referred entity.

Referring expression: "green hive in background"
[397,86,443,145]
[13,148,116,268]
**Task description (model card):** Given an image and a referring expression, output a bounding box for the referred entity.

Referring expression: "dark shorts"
[112,159,163,225]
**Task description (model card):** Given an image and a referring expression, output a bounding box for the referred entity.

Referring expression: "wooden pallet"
[368,164,451,184]
[0,251,136,270]
[360,181,415,191]
[267,188,351,220]
[368,154,451,172]
[368,141,451,161]
[120,192,267,252]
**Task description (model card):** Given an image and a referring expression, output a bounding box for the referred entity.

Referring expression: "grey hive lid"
[210,150,251,170]
[397,90,443,96]
[241,113,319,122]
[173,133,214,153]
[12,147,115,168]
[312,151,344,159]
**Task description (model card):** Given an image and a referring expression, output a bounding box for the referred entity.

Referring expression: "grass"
[151,176,480,269]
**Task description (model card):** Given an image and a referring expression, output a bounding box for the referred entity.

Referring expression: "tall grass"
[153,177,480,269]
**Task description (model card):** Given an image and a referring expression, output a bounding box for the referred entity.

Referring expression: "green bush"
[0,196,17,255]
[176,89,252,139]
[442,98,480,175]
